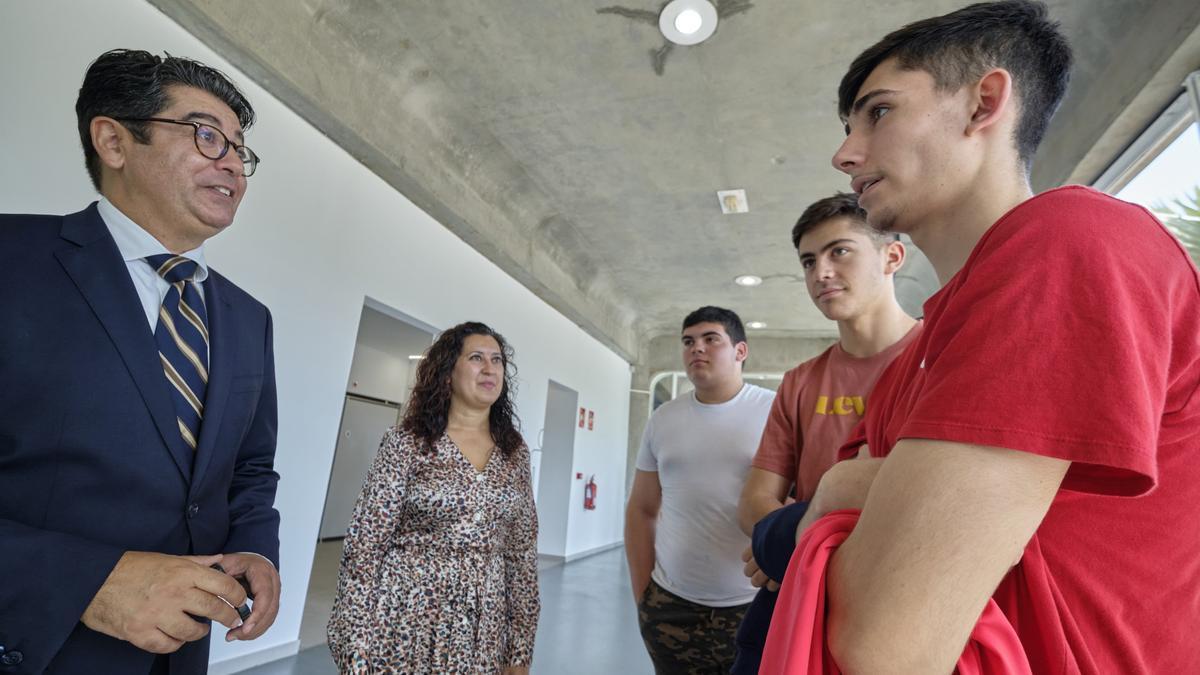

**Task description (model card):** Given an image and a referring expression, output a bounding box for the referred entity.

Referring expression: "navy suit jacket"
[0,204,280,674]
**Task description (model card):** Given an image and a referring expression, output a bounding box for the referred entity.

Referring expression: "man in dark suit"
[0,49,282,674]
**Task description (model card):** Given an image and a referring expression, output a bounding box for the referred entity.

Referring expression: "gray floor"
[243,545,653,674]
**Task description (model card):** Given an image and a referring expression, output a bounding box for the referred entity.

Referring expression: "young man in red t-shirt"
[791,1,1200,672]
[729,193,920,674]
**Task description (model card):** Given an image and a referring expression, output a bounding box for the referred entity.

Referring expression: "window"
[1118,124,1200,262]
[1096,73,1200,264]
[648,371,782,414]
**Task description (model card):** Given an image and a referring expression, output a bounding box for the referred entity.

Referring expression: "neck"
[837,297,917,358]
[694,374,744,404]
[447,399,491,433]
[910,167,1033,285]
[102,186,202,254]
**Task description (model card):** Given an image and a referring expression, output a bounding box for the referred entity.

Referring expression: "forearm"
[0,519,124,672]
[225,319,281,564]
[223,461,281,565]
[505,454,540,666]
[329,434,406,650]
[504,543,540,665]
[624,512,656,593]
[739,491,786,537]
[824,442,1067,673]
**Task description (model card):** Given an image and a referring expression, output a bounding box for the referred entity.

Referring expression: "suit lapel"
[191,273,235,489]
[54,204,193,481]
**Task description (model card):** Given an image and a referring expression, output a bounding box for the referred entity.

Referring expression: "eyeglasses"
[115,117,261,177]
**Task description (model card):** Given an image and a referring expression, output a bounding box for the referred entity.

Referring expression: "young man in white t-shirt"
[625,306,775,674]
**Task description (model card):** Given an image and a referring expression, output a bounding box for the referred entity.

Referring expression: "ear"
[965,68,1014,137]
[90,117,129,174]
[882,238,906,275]
[734,341,748,363]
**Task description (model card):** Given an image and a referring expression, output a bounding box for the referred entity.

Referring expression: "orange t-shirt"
[751,323,920,501]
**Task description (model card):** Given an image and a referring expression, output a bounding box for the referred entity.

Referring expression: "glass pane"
[1116,123,1200,264]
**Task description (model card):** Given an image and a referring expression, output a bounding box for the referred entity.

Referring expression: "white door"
[319,396,401,539]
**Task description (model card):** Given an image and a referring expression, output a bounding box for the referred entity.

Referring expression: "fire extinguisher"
[583,475,597,510]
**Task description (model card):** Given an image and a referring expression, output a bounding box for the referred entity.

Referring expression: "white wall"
[0,1,632,670]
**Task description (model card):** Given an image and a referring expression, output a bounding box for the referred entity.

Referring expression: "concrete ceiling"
[149,0,1200,361]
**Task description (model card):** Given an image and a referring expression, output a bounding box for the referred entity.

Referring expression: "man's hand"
[741,545,780,591]
[796,456,885,544]
[216,552,281,641]
[81,552,247,654]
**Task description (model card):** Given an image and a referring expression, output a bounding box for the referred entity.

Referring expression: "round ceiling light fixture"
[659,0,718,46]
[675,9,703,34]
[734,274,763,287]
[746,321,767,329]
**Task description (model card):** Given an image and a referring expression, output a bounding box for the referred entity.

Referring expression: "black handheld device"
[210,563,253,622]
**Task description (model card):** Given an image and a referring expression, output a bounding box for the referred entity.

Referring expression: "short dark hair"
[75,49,255,190]
[682,306,747,346]
[791,192,889,249]
[838,0,1072,170]
[401,321,524,456]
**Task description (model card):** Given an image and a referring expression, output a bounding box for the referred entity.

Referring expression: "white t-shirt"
[636,383,775,606]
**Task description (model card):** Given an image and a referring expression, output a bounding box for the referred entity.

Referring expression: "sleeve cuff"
[507,633,536,665]
[751,501,809,581]
[232,550,277,570]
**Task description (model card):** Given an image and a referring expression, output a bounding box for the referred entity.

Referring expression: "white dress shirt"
[96,196,208,330]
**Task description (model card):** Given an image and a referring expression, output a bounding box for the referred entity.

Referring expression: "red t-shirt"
[753,325,920,501]
[861,186,1200,673]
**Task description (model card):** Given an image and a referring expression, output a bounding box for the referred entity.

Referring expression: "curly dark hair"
[401,321,524,456]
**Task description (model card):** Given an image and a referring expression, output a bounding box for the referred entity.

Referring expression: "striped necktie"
[145,254,210,450]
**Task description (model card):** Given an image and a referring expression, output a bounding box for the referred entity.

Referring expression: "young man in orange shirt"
[731,193,919,673]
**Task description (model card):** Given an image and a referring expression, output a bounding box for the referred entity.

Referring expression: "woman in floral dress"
[328,321,539,674]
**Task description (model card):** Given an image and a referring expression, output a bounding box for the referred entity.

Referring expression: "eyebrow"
[682,331,723,341]
[182,111,244,142]
[851,89,898,116]
[799,238,856,260]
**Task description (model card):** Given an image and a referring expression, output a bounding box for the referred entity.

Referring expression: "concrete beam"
[147,0,643,361]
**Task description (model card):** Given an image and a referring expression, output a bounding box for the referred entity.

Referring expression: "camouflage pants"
[637,579,750,675]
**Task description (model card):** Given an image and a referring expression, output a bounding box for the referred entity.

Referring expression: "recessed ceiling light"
[659,0,718,46]
[408,355,425,360]
[734,275,762,287]
[747,321,767,329]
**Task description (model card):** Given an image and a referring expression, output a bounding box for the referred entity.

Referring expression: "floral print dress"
[327,427,540,674]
